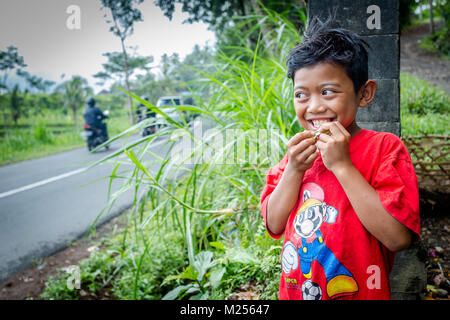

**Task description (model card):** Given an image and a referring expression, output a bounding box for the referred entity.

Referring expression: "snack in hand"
[314,129,331,140]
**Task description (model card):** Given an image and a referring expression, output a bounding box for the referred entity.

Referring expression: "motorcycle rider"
[83,97,108,140]
[136,95,156,134]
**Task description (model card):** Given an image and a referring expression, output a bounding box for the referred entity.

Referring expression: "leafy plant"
[162,250,225,300]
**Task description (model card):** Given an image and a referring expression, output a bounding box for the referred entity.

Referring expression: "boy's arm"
[266,131,318,235]
[316,122,412,252]
[266,167,304,235]
[333,164,412,252]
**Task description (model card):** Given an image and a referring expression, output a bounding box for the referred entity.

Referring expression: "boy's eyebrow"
[293,82,342,91]
[293,85,307,91]
[320,82,342,87]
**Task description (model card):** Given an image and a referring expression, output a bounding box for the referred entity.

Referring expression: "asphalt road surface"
[0,133,172,282]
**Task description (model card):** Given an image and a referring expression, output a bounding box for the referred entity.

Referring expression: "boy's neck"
[347,121,362,137]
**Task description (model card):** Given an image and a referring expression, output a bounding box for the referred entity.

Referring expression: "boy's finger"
[304,149,319,164]
[290,137,316,156]
[315,140,325,149]
[294,143,317,162]
[316,131,333,143]
[327,122,348,141]
[287,130,314,148]
[319,121,343,141]
[333,121,351,139]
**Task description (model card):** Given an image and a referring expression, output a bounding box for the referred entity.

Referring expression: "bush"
[400,73,450,115]
[42,227,188,300]
[33,122,53,144]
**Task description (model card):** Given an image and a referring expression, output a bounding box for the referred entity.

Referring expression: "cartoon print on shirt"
[281,182,359,299]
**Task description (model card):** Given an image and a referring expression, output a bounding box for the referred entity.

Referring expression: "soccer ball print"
[302,280,322,300]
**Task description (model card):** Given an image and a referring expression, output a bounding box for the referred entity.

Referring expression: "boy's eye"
[295,92,307,99]
[322,89,335,95]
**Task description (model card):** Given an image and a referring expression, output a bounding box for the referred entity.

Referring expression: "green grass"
[400,72,450,136]
[0,108,132,166]
[0,127,84,165]
[401,112,449,136]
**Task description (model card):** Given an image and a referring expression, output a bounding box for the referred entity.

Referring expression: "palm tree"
[57,75,92,128]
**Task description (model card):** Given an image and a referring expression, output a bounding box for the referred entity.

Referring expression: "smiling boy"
[260,17,420,300]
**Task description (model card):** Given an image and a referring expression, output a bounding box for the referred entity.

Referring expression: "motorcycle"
[81,110,110,151]
[137,114,157,137]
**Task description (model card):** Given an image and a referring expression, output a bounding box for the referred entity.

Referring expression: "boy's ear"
[358,80,377,108]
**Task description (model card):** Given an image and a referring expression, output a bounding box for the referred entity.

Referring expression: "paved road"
[0,133,171,282]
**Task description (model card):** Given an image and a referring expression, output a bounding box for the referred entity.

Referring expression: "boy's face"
[293,62,362,136]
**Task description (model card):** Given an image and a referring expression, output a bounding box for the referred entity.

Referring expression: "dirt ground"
[400,21,450,93]
[0,23,449,300]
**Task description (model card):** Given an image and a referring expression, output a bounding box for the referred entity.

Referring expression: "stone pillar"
[307,0,426,299]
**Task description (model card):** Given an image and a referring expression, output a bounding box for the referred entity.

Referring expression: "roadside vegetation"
[416,1,449,59]
[39,4,449,301]
[0,96,131,165]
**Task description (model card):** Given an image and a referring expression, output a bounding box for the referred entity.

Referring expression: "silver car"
[155,96,185,125]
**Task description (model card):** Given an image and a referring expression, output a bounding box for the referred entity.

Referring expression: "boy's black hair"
[286,15,370,93]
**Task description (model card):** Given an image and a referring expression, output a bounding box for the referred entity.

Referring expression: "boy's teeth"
[312,119,330,127]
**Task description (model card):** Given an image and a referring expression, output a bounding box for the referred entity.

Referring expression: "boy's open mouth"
[308,118,335,130]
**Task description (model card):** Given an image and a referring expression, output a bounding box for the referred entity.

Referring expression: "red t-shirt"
[260,129,420,300]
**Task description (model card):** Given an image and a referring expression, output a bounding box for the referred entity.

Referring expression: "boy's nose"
[307,97,326,113]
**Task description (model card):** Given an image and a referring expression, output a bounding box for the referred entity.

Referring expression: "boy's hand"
[286,130,319,175]
[315,122,352,173]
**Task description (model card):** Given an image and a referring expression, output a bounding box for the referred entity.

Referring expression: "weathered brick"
[307,0,398,35]
[364,35,399,79]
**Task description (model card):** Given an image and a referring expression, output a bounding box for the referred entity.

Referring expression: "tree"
[101,0,144,125]
[56,75,92,128]
[399,0,418,30]
[154,0,306,48]
[429,0,435,33]
[16,70,55,94]
[93,51,153,88]
[0,46,26,73]
[128,44,216,104]
[0,46,27,143]
[9,84,23,125]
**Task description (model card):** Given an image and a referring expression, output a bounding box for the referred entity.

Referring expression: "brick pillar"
[307,0,426,299]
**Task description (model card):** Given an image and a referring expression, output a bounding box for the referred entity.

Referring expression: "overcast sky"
[0,0,216,92]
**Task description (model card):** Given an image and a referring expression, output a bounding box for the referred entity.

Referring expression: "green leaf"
[181,264,198,281]
[161,274,181,286]
[209,267,226,289]
[162,284,193,300]
[225,247,258,264]
[209,241,225,251]
[193,251,214,282]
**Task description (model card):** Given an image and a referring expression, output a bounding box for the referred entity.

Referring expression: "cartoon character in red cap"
[282,182,358,299]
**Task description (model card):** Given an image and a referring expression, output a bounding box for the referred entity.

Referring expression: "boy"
[260,16,420,300]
